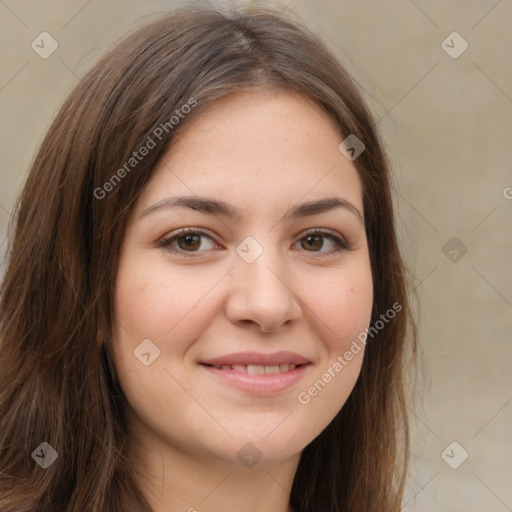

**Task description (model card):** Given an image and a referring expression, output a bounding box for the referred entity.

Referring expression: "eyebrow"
[139,195,364,223]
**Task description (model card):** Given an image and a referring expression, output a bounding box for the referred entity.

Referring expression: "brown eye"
[178,234,201,251]
[159,229,217,255]
[301,235,324,251]
[294,229,349,254]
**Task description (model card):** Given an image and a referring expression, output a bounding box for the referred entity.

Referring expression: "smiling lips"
[199,351,312,394]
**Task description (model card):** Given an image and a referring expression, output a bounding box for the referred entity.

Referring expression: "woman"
[0,6,416,512]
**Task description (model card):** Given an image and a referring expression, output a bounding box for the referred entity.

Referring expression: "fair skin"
[112,90,373,512]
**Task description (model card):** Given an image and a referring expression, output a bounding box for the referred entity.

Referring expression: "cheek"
[292,256,372,423]
[303,256,374,350]
[331,279,373,350]
[111,258,225,442]
[114,259,218,343]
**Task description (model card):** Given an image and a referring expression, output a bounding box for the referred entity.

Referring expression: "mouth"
[198,352,312,394]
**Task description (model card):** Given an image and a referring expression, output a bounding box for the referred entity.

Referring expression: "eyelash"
[157,227,350,257]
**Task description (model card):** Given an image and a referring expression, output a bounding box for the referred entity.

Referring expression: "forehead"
[135,90,363,218]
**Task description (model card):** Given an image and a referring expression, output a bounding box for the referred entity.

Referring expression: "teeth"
[213,363,299,374]
[247,364,265,375]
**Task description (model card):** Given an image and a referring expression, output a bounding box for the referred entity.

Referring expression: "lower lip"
[199,364,311,394]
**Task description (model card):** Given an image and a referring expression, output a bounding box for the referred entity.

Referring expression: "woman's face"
[112,90,373,467]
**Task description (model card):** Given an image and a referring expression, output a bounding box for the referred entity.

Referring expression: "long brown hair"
[0,6,416,511]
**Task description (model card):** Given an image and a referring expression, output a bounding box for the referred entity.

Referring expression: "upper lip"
[200,351,311,367]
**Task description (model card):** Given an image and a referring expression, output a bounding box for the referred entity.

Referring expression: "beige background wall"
[1,1,511,510]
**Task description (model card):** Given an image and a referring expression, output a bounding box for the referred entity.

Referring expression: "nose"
[225,245,302,333]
